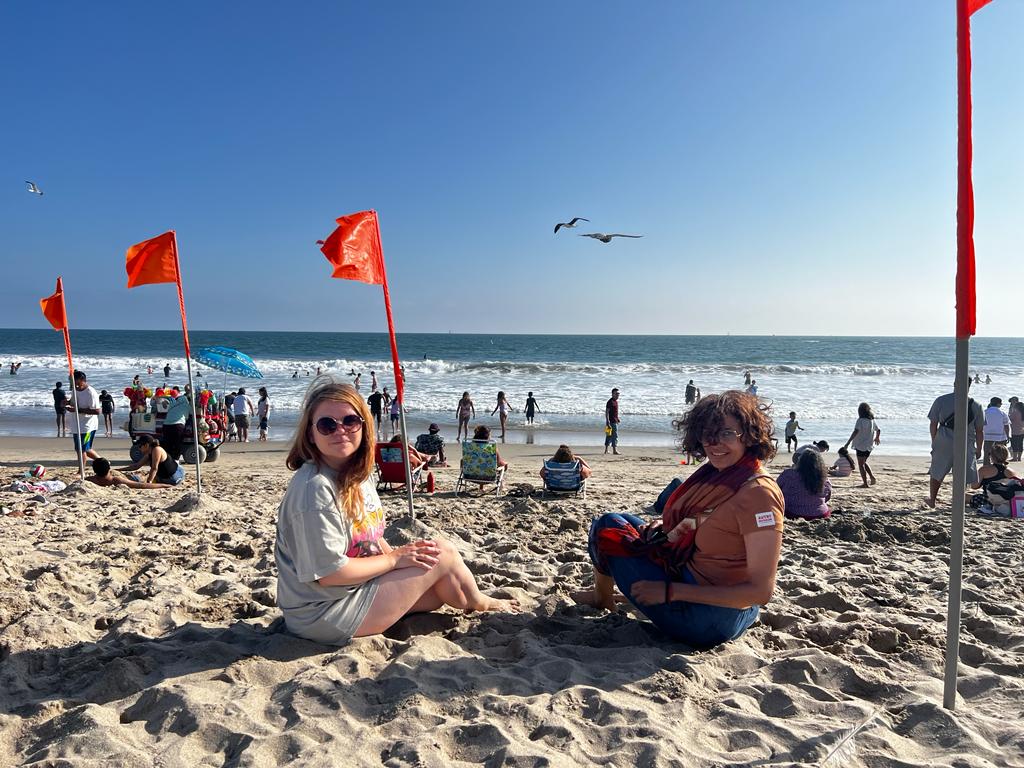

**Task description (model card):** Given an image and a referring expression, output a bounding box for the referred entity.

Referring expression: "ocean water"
[1,329,1022,455]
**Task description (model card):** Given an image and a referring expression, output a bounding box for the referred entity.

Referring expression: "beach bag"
[986,479,1021,505]
[940,398,977,431]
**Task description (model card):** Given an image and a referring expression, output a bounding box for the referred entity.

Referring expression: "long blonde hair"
[286,378,376,521]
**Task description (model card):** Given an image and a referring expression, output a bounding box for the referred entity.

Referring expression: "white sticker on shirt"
[754,511,776,528]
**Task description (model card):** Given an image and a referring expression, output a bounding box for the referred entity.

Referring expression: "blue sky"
[1,1,1021,336]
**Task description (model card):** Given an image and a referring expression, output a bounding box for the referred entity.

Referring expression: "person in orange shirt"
[575,390,784,649]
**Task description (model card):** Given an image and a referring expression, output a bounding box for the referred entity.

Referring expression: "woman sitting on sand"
[539,445,592,481]
[121,435,185,485]
[971,442,1019,493]
[575,391,784,649]
[274,380,516,646]
[777,447,831,520]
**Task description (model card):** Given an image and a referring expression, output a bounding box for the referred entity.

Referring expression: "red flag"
[126,231,178,288]
[319,211,385,284]
[955,0,993,338]
[40,277,67,331]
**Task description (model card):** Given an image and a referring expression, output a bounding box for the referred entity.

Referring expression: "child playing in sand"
[829,447,856,477]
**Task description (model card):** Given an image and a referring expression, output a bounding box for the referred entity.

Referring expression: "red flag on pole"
[125,230,202,493]
[319,211,385,285]
[126,231,179,288]
[40,277,67,332]
[956,0,993,338]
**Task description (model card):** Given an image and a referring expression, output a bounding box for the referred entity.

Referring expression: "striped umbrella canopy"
[192,346,263,379]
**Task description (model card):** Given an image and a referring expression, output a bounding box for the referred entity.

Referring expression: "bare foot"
[869,478,877,486]
[861,483,870,488]
[470,595,520,613]
[924,497,936,509]
[571,589,619,611]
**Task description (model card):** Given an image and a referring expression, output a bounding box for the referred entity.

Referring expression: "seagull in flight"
[25,181,43,196]
[579,233,643,244]
[553,217,589,233]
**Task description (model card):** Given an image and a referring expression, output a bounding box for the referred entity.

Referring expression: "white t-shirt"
[851,417,876,452]
[73,385,100,434]
[983,406,1009,441]
[233,393,253,416]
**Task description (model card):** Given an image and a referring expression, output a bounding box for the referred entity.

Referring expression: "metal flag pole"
[943,337,970,710]
[171,233,202,495]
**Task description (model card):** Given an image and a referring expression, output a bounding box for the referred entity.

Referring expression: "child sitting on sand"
[829,447,856,478]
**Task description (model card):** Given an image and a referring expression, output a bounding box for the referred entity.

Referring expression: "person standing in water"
[524,392,540,425]
[491,391,514,442]
[604,387,621,455]
[456,392,475,442]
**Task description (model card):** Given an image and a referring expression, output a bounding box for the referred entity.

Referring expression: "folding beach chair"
[375,444,423,492]
[455,440,506,496]
[541,460,587,499]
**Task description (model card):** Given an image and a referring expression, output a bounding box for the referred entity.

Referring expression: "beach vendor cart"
[127,387,223,464]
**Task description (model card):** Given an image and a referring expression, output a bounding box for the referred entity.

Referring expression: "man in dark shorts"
[99,389,115,437]
[604,388,621,455]
[163,363,171,378]
[367,389,385,436]
[52,381,68,437]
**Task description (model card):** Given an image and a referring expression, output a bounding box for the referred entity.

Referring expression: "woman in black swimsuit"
[972,442,1018,492]
[123,434,185,485]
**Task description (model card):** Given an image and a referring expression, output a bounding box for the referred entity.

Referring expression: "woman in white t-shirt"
[274,380,517,646]
[842,402,881,488]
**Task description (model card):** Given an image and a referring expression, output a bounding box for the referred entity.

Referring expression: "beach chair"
[375,445,423,492]
[541,460,587,499]
[455,440,506,496]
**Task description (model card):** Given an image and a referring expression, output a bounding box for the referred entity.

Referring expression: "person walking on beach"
[604,387,621,455]
[456,391,475,441]
[1008,397,1024,462]
[491,391,513,442]
[257,386,272,441]
[524,392,540,425]
[367,389,385,437]
[784,411,804,452]
[842,402,881,488]
[685,380,697,406]
[982,397,1010,466]
[926,385,984,509]
[744,371,751,386]
[233,387,255,442]
[389,395,401,437]
[52,381,68,437]
[99,389,115,438]
[273,380,517,646]
[370,371,378,391]
[69,370,102,461]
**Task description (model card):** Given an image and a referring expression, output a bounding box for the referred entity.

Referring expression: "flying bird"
[553,217,589,233]
[25,181,43,196]
[578,233,643,243]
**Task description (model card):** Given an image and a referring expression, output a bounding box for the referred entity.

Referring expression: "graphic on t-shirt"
[348,482,385,557]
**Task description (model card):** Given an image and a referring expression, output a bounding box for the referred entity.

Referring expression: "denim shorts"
[158,465,185,486]
[587,512,760,649]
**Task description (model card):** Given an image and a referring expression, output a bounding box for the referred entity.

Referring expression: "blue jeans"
[587,512,760,649]
[605,423,618,448]
[158,465,185,486]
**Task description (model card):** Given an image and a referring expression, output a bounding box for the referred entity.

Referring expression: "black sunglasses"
[315,415,364,435]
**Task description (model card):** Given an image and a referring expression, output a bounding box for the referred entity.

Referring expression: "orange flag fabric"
[126,231,178,288]
[319,211,385,284]
[39,277,67,331]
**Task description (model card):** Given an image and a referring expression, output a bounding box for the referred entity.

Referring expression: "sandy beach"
[2,436,1023,767]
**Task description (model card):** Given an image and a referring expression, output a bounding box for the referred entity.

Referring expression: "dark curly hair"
[673,390,776,462]
[795,446,827,494]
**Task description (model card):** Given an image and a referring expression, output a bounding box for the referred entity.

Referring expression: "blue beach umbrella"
[192,346,264,380]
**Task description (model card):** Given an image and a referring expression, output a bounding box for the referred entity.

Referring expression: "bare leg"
[572,569,618,611]
[355,538,517,636]
[926,477,941,508]
[857,455,869,487]
[864,460,876,485]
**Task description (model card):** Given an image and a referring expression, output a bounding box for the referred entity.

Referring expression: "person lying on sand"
[574,390,784,650]
[274,380,518,646]
[86,458,173,489]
